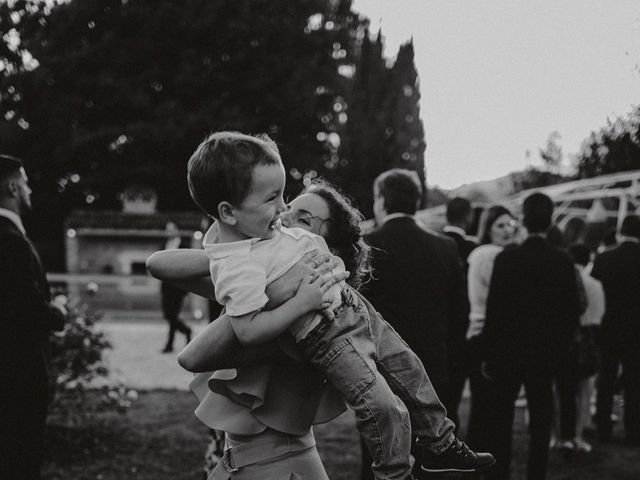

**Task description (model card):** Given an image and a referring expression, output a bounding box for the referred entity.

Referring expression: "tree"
[49,293,137,426]
[539,131,563,173]
[384,41,426,208]
[575,106,640,179]
[338,29,389,216]
[342,36,426,216]
[1,0,427,258]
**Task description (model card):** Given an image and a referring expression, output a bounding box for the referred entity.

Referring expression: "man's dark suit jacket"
[0,215,64,477]
[591,240,640,355]
[443,227,478,273]
[483,235,581,374]
[363,216,467,395]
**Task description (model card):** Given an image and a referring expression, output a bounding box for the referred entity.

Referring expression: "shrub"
[48,295,137,426]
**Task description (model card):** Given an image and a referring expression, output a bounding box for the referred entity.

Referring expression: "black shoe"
[415,437,495,474]
[161,345,173,353]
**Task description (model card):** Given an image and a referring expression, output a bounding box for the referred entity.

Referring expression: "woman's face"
[280,193,330,238]
[490,214,516,247]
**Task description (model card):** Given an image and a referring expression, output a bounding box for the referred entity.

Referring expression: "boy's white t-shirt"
[203,221,345,340]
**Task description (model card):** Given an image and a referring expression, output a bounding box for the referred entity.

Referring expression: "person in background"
[482,192,581,480]
[591,214,640,445]
[568,243,605,452]
[443,197,478,268]
[362,169,471,479]
[465,205,517,449]
[562,216,588,247]
[442,196,478,430]
[545,222,589,452]
[160,221,192,353]
[0,154,66,480]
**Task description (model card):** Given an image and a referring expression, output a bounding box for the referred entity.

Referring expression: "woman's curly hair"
[303,180,372,290]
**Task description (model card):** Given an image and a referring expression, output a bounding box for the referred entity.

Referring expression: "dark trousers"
[596,348,640,442]
[466,362,494,450]
[554,363,577,440]
[484,367,554,480]
[1,372,48,480]
[445,361,467,433]
[161,283,190,349]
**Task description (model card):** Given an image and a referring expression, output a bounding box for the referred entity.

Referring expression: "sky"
[352,0,640,189]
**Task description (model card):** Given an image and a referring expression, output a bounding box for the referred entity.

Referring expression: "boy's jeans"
[299,287,455,480]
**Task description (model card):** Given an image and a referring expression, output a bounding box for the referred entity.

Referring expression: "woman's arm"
[231,272,335,346]
[146,249,214,298]
[177,314,281,371]
[147,248,344,303]
[154,248,346,371]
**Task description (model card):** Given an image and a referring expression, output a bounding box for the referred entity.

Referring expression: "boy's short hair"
[187,132,281,218]
[374,168,422,215]
[522,192,554,234]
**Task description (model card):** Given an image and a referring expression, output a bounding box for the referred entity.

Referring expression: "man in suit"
[0,154,66,479]
[591,214,640,445]
[443,197,478,269]
[442,196,478,430]
[361,168,469,479]
[482,192,581,480]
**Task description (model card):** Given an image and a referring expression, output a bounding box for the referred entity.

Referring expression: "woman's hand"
[301,250,339,276]
[265,249,348,309]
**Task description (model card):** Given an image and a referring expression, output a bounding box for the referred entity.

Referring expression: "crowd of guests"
[415,191,640,480]
[356,168,640,480]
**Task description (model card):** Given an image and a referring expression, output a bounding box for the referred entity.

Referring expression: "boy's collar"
[203,222,261,258]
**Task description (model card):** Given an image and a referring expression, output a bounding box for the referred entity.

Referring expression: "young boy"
[187,131,494,479]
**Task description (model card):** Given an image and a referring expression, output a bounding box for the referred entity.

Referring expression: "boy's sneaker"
[415,437,495,474]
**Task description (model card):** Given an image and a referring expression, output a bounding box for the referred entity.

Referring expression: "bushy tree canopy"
[1,0,427,266]
[575,106,640,179]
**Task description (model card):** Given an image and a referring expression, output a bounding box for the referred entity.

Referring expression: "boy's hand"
[294,272,337,312]
[265,251,349,310]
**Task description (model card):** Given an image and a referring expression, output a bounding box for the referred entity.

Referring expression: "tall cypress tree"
[385,40,426,208]
[339,29,390,215]
[342,35,426,216]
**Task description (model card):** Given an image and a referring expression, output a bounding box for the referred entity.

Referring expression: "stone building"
[61,187,208,319]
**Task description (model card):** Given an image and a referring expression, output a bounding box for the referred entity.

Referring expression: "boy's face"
[231,162,287,240]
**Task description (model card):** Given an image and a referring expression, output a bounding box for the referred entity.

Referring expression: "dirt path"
[98,319,204,390]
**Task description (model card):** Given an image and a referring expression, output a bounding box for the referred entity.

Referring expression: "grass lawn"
[43,389,640,480]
